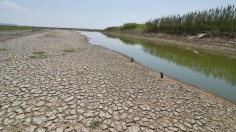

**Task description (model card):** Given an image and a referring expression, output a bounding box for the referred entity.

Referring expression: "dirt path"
[0,30,236,131]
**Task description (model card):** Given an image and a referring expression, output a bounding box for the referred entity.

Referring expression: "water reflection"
[105,34,236,86]
[81,31,236,102]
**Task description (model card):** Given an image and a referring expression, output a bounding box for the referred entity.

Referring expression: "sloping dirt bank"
[103,31,236,59]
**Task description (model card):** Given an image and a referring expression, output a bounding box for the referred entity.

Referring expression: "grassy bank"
[106,5,236,38]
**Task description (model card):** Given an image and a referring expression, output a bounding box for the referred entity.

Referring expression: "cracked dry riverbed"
[0,30,236,132]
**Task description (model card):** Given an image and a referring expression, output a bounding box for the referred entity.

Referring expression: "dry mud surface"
[0,29,49,42]
[0,30,236,132]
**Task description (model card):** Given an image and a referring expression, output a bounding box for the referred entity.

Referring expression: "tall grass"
[145,5,236,38]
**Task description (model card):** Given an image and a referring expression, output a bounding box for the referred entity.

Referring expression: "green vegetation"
[63,48,76,53]
[90,119,101,129]
[106,23,146,32]
[30,51,47,59]
[106,5,236,38]
[0,48,7,51]
[33,51,45,54]
[45,32,58,37]
[0,26,36,30]
[119,23,146,30]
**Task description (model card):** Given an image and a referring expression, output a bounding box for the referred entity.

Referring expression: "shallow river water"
[81,31,236,103]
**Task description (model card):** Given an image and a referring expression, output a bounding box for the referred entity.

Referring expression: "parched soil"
[0,30,236,131]
[0,29,50,42]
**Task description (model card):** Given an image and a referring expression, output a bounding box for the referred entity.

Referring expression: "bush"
[120,23,139,30]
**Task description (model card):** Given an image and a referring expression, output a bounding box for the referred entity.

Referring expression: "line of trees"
[145,5,236,38]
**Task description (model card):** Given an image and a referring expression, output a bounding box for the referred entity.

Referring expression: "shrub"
[90,119,100,129]
[0,48,7,51]
[63,48,75,53]
[30,51,47,59]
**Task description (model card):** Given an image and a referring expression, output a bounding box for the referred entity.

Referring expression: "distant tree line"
[145,5,236,38]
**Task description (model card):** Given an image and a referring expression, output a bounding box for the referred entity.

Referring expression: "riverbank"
[82,31,236,103]
[0,30,236,131]
[103,31,236,60]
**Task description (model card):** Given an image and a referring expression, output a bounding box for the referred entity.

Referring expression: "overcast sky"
[0,0,235,29]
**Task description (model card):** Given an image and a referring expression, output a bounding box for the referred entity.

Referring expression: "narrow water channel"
[80,31,236,103]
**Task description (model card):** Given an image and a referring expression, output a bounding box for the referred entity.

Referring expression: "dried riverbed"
[0,30,236,131]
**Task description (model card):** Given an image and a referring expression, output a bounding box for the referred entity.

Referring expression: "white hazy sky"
[0,0,235,29]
